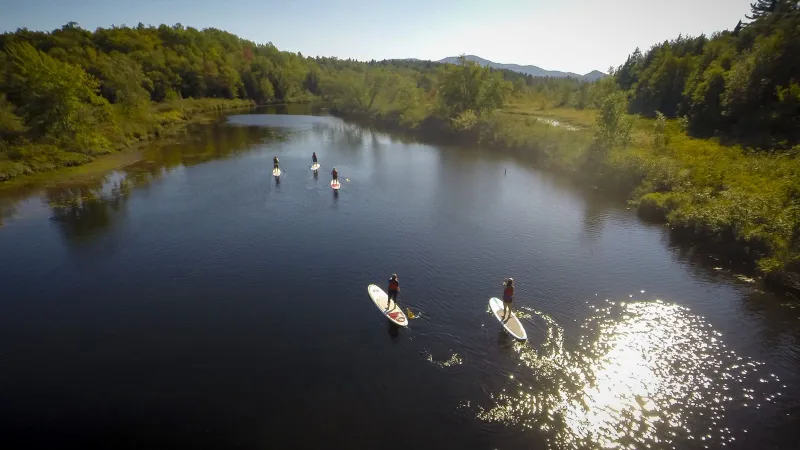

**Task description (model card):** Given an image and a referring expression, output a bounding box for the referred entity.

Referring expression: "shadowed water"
[0,110,797,449]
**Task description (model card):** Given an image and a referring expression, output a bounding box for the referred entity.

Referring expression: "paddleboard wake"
[367,284,407,327]
[331,180,340,190]
[489,297,527,340]
[272,168,281,177]
[311,163,320,171]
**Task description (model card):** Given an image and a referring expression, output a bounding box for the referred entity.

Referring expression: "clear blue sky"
[0,0,753,74]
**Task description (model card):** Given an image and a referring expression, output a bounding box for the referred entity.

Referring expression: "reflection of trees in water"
[258,103,324,116]
[310,121,417,154]
[140,124,280,168]
[0,198,17,225]
[38,123,281,246]
[666,231,800,361]
[742,288,800,353]
[579,197,612,244]
[666,232,757,284]
[313,122,371,152]
[46,182,127,243]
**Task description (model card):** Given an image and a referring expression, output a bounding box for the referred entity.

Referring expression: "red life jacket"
[503,286,514,300]
[388,279,399,291]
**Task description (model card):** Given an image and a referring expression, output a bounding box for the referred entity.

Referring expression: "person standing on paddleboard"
[273,156,280,171]
[502,278,514,319]
[331,167,339,183]
[387,274,400,309]
[312,152,318,164]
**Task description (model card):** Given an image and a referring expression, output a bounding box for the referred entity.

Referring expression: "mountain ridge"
[437,55,607,81]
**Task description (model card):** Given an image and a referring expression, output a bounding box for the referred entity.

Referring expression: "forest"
[0,21,589,183]
[616,0,799,149]
[0,23,315,181]
[0,0,798,287]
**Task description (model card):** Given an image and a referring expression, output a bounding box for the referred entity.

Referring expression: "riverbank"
[0,98,256,188]
[330,101,800,292]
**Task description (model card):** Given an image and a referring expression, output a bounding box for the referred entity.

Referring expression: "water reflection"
[47,183,128,243]
[476,300,783,449]
[1,122,283,245]
[0,198,17,225]
[312,121,372,153]
[387,320,399,339]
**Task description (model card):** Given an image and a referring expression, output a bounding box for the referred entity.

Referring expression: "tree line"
[614,0,800,149]
[0,22,570,180]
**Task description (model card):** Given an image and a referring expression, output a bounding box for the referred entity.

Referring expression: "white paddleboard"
[489,297,527,340]
[311,163,320,171]
[331,180,340,190]
[272,168,281,177]
[367,284,408,327]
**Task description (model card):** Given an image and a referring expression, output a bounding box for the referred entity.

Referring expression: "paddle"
[397,290,418,319]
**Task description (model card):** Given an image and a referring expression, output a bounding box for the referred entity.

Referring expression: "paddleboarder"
[502,278,514,319]
[273,156,280,171]
[387,274,400,309]
[331,167,339,184]
[312,152,318,165]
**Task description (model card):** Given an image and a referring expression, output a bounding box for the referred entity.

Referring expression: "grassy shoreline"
[330,102,800,293]
[0,98,256,191]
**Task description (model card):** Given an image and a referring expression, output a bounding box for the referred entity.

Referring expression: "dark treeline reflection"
[43,122,282,244]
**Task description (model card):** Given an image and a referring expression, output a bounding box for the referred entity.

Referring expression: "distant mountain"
[581,70,607,82]
[437,55,607,81]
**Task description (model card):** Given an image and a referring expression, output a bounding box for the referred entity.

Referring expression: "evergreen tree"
[733,20,743,36]
[746,0,798,20]
[746,0,778,20]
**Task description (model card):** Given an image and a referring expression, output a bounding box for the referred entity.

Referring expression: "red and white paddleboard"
[331,180,340,190]
[367,284,408,327]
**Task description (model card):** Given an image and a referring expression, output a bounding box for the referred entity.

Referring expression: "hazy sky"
[0,0,753,74]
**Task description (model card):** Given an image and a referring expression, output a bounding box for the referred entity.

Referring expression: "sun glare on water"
[475,300,782,449]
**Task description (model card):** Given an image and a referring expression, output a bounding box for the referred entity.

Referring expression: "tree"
[91,52,151,113]
[319,69,369,110]
[5,42,111,144]
[616,47,642,90]
[746,0,799,21]
[733,20,744,36]
[0,94,25,139]
[437,55,510,119]
[746,0,779,20]
[592,91,633,159]
[513,78,528,95]
[652,111,669,149]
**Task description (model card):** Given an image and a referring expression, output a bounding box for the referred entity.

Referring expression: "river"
[1,107,798,449]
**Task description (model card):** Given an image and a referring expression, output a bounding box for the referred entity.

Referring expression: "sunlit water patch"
[475,300,783,449]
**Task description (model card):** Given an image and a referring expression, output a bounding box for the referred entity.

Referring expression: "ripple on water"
[423,351,464,369]
[473,299,783,449]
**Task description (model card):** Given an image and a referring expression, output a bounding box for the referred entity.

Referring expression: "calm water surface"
[1,108,798,449]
